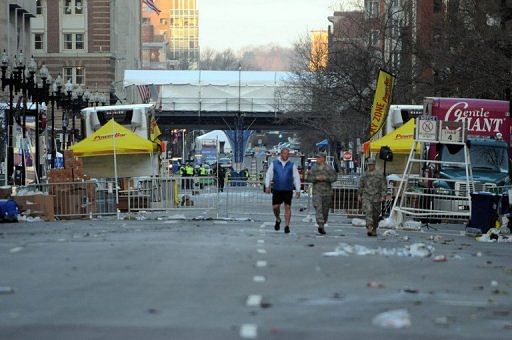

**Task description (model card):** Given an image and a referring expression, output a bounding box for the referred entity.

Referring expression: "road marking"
[253,276,266,282]
[257,249,267,254]
[256,261,267,267]
[240,324,257,338]
[257,239,264,244]
[246,294,262,307]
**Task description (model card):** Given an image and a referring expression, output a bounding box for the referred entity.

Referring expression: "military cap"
[367,158,376,165]
[315,151,327,158]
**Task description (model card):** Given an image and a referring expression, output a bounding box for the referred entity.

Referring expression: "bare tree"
[280,0,511,165]
[200,48,244,71]
[413,0,511,100]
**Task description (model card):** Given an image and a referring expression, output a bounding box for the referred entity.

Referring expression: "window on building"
[63,33,85,50]
[34,33,44,50]
[75,0,83,14]
[63,67,85,85]
[160,18,168,25]
[64,0,72,14]
[63,67,73,83]
[75,34,84,49]
[64,0,83,15]
[366,0,379,18]
[36,0,43,15]
[75,67,85,84]
[64,33,73,49]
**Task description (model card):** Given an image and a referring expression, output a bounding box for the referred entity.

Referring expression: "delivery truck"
[425,97,511,193]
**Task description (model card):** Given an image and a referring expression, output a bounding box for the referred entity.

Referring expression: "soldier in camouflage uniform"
[358,158,387,237]
[306,152,337,235]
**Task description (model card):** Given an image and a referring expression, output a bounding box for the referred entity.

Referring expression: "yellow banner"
[370,69,395,139]
[149,114,162,147]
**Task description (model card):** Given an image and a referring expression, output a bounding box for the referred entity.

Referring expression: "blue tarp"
[316,139,328,147]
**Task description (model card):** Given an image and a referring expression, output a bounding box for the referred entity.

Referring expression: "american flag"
[142,0,161,15]
[137,85,151,103]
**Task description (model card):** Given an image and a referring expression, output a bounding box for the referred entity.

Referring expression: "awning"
[364,119,418,154]
[70,119,158,157]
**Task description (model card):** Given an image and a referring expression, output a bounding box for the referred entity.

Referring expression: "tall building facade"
[0,1,37,73]
[31,0,141,101]
[309,30,328,71]
[143,0,199,70]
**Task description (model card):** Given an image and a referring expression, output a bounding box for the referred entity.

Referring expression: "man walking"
[264,148,301,234]
[358,158,387,237]
[306,151,337,235]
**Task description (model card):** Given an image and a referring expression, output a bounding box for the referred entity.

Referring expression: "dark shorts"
[272,190,293,205]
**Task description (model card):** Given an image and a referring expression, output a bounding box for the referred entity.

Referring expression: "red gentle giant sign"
[429,98,510,143]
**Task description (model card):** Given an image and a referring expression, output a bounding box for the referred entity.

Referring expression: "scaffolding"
[390,119,473,225]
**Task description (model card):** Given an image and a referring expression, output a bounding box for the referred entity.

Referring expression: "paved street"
[1,216,512,340]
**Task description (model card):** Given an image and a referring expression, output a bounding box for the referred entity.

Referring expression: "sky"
[197,0,351,51]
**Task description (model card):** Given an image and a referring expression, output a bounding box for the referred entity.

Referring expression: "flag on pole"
[142,0,161,15]
[137,85,151,103]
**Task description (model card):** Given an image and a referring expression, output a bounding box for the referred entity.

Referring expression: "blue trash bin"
[469,192,500,233]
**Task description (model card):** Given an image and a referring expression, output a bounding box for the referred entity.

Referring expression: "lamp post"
[1,50,98,182]
[0,50,46,184]
[234,64,243,168]
[0,50,15,185]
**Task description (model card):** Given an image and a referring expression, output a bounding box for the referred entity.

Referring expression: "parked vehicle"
[425,97,511,192]
[218,157,232,168]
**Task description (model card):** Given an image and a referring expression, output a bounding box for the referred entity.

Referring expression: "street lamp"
[0,50,48,184]
[234,64,243,167]
[1,51,100,182]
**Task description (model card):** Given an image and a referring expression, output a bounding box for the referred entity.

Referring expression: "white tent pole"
[112,119,120,219]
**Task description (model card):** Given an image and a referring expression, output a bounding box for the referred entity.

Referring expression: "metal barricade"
[221,180,312,218]
[391,186,471,222]
[126,176,219,214]
[22,180,118,219]
[331,184,363,217]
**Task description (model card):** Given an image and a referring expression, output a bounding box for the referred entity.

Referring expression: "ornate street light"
[1,51,104,182]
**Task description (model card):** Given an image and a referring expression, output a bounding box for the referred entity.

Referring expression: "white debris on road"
[323,242,434,258]
[382,230,399,237]
[351,218,366,227]
[372,309,411,329]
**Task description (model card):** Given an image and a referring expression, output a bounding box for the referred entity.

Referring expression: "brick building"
[31,0,141,105]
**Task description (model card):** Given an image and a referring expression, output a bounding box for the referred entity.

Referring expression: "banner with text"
[369,69,395,140]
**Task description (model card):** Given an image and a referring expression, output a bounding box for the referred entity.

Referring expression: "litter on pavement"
[323,242,434,258]
[476,228,512,243]
[0,286,15,294]
[372,309,411,329]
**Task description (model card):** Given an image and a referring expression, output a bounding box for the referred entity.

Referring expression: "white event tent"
[123,70,293,112]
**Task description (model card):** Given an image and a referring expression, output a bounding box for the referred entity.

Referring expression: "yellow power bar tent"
[70,119,158,156]
[364,119,418,154]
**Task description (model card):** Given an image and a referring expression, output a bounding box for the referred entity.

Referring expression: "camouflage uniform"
[358,168,387,232]
[306,163,337,226]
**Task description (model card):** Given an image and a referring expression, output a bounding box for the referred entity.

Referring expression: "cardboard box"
[63,150,74,160]
[14,194,55,221]
[0,186,12,199]
[54,193,83,216]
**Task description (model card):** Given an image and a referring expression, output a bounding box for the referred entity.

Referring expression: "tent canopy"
[70,119,158,157]
[196,130,229,142]
[365,119,418,154]
[196,130,232,152]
